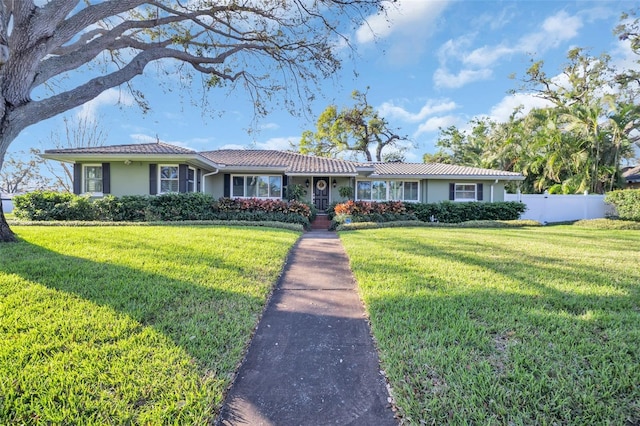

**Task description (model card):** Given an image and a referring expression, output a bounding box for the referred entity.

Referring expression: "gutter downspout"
[202,169,220,194]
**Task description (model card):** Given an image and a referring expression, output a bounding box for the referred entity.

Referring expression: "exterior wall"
[286,176,312,203]
[109,162,151,196]
[331,177,353,203]
[204,173,225,198]
[425,180,507,203]
[424,180,449,203]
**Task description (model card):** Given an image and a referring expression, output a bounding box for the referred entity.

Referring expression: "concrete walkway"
[217,230,397,425]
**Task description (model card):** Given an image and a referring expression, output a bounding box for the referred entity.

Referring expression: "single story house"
[622,165,640,189]
[41,142,524,211]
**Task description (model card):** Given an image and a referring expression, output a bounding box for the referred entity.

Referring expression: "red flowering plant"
[331,200,414,226]
[217,198,311,218]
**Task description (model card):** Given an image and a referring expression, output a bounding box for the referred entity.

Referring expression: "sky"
[10,0,640,164]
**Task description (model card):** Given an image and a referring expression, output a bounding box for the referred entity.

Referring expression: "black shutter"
[73,163,82,195]
[477,183,483,201]
[223,174,231,198]
[102,163,111,194]
[449,183,455,201]
[149,164,157,195]
[197,169,202,192]
[283,175,288,199]
[178,164,188,193]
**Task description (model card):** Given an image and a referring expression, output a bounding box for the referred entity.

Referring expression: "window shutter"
[449,183,455,201]
[223,174,231,197]
[73,163,82,195]
[197,169,202,192]
[477,183,483,201]
[178,164,188,193]
[102,163,111,194]
[149,164,157,195]
[283,175,289,199]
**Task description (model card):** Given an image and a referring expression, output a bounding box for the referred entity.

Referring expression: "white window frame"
[231,174,283,199]
[355,179,420,202]
[454,183,477,202]
[83,164,103,195]
[158,164,179,194]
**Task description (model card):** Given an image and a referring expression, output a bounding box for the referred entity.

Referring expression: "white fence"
[504,192,611,223]
[1,194,13,213]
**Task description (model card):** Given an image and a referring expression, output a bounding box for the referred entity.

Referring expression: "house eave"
[365,174,525,181]
[40,152,224,171]
[285,172,358,177]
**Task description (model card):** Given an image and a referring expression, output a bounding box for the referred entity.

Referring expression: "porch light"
[305,178,309,188]
[332,178,337,188]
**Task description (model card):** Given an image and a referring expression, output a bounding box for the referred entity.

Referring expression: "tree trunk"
[0,200,17,243]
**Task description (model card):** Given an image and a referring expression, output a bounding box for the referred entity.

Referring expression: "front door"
[313,177,329,212]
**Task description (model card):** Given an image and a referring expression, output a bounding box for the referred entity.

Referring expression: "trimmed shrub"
[13,191,87,221]
[145,192,218,221]
[407,201,526,223]
[604,189,640,221]
[14,192,311,227]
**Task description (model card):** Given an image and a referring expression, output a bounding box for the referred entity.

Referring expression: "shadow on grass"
[0,228,296,423]
[342,229,640,424]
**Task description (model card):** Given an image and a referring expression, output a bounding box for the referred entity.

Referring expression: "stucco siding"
[204,173,225,198]
[109,162,151,196]
[425,180,449,203]
[424,180,508,203]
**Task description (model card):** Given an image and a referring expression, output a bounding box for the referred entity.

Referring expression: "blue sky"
[12,0,640,163]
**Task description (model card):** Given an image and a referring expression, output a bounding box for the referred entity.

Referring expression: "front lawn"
[0,226,299,424]
[340,226,640,425]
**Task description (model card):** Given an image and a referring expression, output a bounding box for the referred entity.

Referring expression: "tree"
[297,89,409,162]
[614,8,640,94]
[0,0,386,242]
[39,116,109,192]
[0,149,50,193]
[519,48,638,193]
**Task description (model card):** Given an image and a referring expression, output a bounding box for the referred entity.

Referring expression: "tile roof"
[44,142,197,155]
[200,150,359,174]
[622,165,640,181]
[370,162,523,178]
[42,143,523,179]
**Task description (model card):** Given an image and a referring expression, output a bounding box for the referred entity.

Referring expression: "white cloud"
[129,133,194,150]
[76,88,134,122]
[414,115,459,137]
[219,144,246,150]
[488,93,553,123]
[260,122,280,131]
[378,99,458,123]
[433,67,492,89]
[254,136,300,151]
[463,44,515,68]
[356,0,450,44]
[435,10,585,90]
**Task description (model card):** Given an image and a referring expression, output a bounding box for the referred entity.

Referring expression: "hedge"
[604,189,640,221]
[13,191,313,228]
[329,200,526,227]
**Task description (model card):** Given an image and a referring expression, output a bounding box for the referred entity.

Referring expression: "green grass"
[340,226,640,425]
[0,225,299,424]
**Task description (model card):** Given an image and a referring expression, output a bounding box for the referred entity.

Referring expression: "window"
[187,168,195,192]
[356,180,419,202]
[372,181,387,201]
[357,181,371,200]
[231,175,283,198]
[159,165,179,193]
[83,165,103,194]
[455,183,477,201]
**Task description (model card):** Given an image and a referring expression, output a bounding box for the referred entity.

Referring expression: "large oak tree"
[0,0,386,242]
